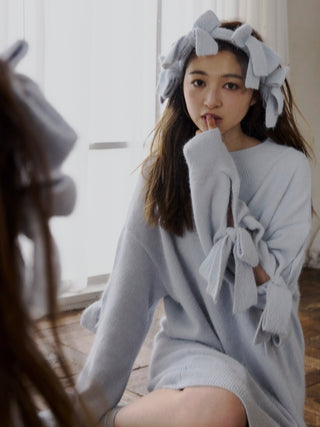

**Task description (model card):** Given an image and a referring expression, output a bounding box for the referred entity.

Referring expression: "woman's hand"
[196,114,217,135]
[253,264,270,286]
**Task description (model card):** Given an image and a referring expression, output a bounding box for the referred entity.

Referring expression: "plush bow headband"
[0,40,77,215]
[0,40,77,317]
[157,10,288,128]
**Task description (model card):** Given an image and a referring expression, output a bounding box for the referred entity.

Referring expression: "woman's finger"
[206,114,216,129]
[195,114,217,136]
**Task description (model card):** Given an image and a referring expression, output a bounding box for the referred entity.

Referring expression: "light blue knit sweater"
[77,129,311,427]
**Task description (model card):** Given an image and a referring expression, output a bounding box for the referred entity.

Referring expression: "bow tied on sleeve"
[199,222,293,346]
[200,226,259,314]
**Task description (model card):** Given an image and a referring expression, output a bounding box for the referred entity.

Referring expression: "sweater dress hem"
[148,338,301,427]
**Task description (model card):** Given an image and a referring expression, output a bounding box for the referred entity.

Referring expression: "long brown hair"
[0,60,91,426]
[142,21,312,237]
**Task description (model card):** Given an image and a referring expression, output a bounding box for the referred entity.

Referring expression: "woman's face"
[183,50,255,141]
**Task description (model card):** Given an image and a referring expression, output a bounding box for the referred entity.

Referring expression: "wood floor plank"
[126,366,149,397]
[305,383,320,415]
[120,389,141,405]
[305,409,320,427]
[300,268,320,426]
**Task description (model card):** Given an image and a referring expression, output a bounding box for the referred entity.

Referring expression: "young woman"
[0,41,93,426]
[77,10,312,427]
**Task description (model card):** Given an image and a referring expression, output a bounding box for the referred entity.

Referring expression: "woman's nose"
[204,88,221,109]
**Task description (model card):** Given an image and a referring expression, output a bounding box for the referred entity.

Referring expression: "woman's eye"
[224,82,239,90]
[192,79,205,87]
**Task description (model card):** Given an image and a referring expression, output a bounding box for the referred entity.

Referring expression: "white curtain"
[0,0,157,293]
[49,0,157,290]
[0,0,91,292]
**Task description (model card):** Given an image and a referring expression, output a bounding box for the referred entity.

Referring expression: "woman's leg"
[115,386,247,427]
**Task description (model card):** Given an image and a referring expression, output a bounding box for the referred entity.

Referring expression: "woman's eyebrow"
[188,70,244,80]
[188,70,207,75]
[222,73,244,80]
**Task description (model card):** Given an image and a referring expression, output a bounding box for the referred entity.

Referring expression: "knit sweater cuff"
[183,128,238,180]
[253,280,293,346]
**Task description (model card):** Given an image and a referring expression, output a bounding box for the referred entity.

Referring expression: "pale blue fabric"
[1,40,77,318]
[157,10,288,128]
[0,39,28,67]
[183,129,310,346]
[1,40,77,217]
[78,130,311,427]
[199,226,259,314]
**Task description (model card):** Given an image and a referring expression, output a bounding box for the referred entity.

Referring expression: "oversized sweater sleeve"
[183,128,311,346]
[76,224,166,421]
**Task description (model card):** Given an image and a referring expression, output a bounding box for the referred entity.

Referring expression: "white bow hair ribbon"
[161,35,193,69]
[261,66,289,128]
[191,9,221,56]
[193,27,219,56]
[158,62,183,103]
[157,35,193,101]
[157,10,287,128]
[158,10,221,99]
[231,24,282,90]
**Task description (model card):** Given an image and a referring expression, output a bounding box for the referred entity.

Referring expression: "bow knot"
[231,227,259,267]
[261,66,288,127]
[160,35,193,69]
[157,62,183,103]
[193,9,220,34]
[190,10,221,56]
[200,226,258,314]
[231,24,252,48]
[193,28,218,56]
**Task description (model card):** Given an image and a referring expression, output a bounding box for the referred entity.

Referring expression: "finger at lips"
[206,115,216,129]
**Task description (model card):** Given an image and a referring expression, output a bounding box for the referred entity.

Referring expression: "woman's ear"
[250,90,259,107]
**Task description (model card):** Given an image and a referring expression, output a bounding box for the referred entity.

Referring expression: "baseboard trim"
[58,283,106,311]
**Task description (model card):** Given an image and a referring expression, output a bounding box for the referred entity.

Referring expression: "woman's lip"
[201,113,222,123]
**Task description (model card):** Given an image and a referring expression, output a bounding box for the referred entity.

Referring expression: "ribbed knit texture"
[77,129,311,427]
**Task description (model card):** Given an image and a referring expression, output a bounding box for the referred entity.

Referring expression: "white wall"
[287,0,320,240]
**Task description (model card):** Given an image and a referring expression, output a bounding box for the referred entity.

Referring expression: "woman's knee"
[176,387,247,427]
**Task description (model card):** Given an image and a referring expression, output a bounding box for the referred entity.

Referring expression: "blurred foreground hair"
[0,60,92,426]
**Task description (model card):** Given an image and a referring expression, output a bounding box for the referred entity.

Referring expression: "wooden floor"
[38,267,320,426]
[299,268,320,427]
